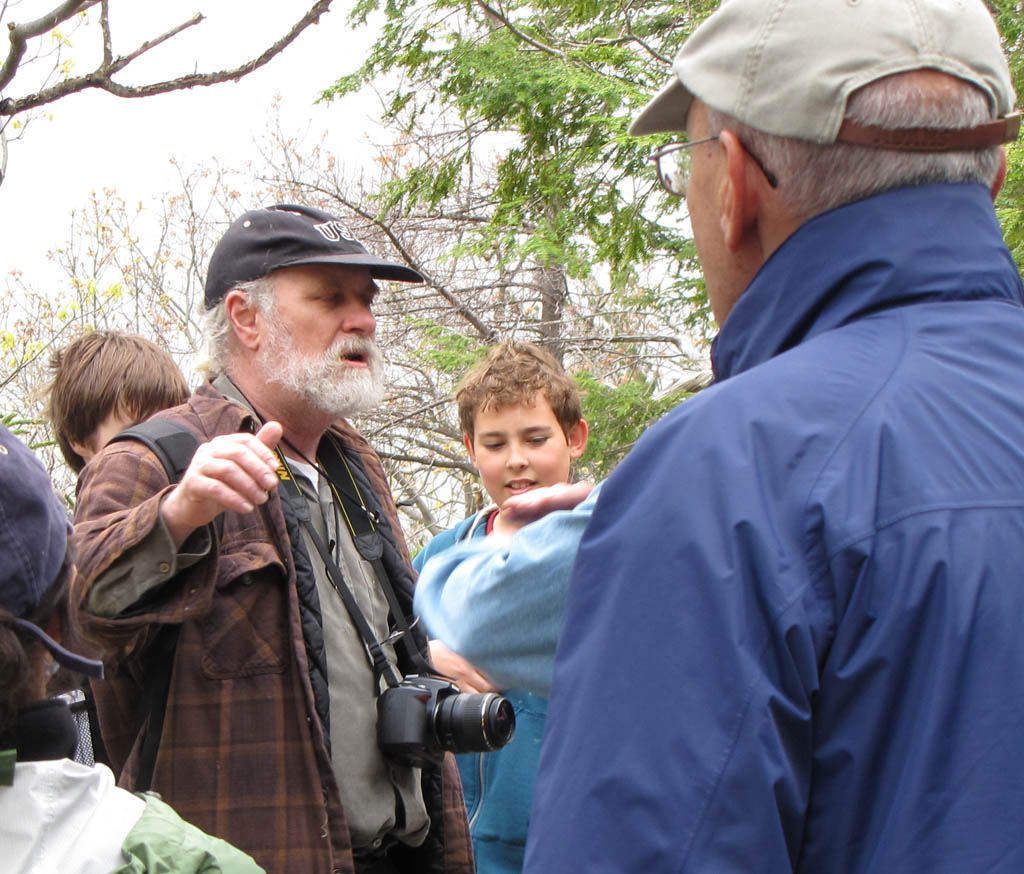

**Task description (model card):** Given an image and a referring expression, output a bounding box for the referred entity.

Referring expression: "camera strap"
[276,437,431,688]
[319,436,430,672]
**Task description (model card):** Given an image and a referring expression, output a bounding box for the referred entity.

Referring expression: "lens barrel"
[435,691,516,752]
[377,675,517,767]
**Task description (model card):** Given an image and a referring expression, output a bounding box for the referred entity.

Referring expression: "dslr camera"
[378,674,516,767]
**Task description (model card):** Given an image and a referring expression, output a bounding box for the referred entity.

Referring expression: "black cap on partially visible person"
[0,424,102,679]
[204,203,424,308]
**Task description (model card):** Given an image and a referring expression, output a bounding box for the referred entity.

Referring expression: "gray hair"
[195,276,277,379]
[706,72,1002,223]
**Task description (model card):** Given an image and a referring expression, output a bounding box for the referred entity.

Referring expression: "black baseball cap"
[204,203,424,308]
[0,425,103,678]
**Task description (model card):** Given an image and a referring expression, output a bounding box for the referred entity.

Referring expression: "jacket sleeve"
[413,489,599,698]
[72,441,214,654]
[523,404,832,874]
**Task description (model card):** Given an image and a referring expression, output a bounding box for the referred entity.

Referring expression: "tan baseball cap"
[629,0,1019,150]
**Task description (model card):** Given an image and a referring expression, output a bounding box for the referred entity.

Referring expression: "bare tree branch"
[0,119,7,184]
[0,0,333,115]
[0,0,99,91]
[99,0,111,66]
[295,179,500,343]
[378,451,477,473]
[390,467,443,535]
[105,13,204,73]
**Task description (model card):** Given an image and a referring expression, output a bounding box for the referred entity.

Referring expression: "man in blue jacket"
[418,0,1024,870]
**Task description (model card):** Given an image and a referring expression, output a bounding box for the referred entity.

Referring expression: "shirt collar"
[711,183,1024,381]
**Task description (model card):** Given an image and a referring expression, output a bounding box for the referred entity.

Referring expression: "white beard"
[261,319,385,420]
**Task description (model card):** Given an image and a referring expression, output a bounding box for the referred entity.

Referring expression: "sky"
[2,0,382,285]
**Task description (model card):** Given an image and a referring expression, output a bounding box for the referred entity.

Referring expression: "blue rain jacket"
[525,184,1024,874]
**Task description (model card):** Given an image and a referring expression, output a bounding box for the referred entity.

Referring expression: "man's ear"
[991,147,1008,201]
[566,419,589,460]
[718,129,762,252]
[224,289,262,351]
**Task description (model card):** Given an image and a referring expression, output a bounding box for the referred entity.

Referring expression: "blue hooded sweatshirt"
[415,512,548,874]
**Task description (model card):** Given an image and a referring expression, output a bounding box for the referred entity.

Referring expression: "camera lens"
[434,691,516,753]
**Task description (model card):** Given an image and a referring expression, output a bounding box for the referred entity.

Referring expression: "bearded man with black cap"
[0,423,264,873]
[72,205,473,874]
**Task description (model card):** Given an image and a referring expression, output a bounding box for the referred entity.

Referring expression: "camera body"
[377,674,516,768]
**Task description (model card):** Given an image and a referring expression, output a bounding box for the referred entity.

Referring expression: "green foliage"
[992,2,1024,270]
[410,319,488,375]
[0,413,50,449]
[333,0,1024,278]
[326,0,716,284]
[574,370,689,480]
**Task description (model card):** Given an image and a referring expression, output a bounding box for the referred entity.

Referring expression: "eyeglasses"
[648,136,718,197]
[648,136,779,197]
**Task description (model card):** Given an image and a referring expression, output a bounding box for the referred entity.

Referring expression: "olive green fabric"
[114,794,265,874]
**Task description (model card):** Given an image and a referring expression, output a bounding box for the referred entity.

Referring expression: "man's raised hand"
[160,422,283,548]
[501,481,594,529]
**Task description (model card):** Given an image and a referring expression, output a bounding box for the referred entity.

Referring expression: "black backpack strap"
[108,419,201,483]
[133,624,178,792]
[107,418,202,792]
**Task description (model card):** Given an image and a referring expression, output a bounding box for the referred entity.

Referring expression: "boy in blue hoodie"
[414,342,587,874]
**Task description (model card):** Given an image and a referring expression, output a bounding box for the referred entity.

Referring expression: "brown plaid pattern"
[73,385,473,874]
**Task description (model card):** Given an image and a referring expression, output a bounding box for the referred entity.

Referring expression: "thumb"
[256,421,284,450]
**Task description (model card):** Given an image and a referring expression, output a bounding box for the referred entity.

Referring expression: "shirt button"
[372,837,383,848]
[158,561,171,574]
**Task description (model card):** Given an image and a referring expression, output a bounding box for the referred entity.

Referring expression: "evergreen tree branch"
[471,0,566,59]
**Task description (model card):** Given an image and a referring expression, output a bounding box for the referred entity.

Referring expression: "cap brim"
[281,253,425,284]
[629,77,694,136]
[13,618,104,679]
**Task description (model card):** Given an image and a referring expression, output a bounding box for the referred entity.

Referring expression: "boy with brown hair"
[43,331,189,768]
[46,331,189,473]
[413,341,588,874]
[417,342,588,557]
